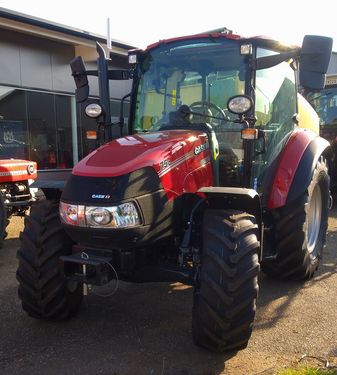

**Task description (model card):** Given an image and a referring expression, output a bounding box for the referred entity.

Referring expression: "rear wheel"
[262,158,329,280]
[192,209,260,352]
[17,199,82,320]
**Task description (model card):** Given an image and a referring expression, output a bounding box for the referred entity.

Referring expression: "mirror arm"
[119,92,131,137]
[251,49,300,70]
[71,70,99,81]
[108,70,132,80]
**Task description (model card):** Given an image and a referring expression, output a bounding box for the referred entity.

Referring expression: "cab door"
[252,49,297,194]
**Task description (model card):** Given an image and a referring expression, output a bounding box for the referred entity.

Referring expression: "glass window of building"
[0,85,127,169]
[0,87,29,159]
[55,95,73,168]
[27,91,58,169]
[0,87,75,169]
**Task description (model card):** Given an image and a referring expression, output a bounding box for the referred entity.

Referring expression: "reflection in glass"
[0,87,29,159]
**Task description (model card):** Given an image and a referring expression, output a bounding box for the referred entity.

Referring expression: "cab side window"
[253,48,297,190]
[255,49,296,131]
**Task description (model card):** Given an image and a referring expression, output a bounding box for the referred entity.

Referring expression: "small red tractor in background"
[16,29,332,352]
[0,159,37,246]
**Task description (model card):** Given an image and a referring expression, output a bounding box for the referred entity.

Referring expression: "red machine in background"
[0,159,37,246]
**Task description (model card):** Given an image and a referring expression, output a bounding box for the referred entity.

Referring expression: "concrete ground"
[0,210,337,375]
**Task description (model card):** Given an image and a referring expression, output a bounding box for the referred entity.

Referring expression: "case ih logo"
[91,194,111,199]
[194,142,209,155]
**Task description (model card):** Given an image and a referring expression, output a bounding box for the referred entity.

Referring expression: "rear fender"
[267,130,330,209]
[287,138,330,204]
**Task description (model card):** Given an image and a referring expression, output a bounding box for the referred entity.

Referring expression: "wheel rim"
[306,183,322,254]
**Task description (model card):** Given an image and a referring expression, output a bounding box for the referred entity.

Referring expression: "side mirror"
[70,56,89,103]
[299,35,333,90]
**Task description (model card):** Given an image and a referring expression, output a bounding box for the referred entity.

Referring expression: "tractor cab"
[72,31,331,202]
[130,36,248,188]
[126,33,328,197]
[128,34,299,193]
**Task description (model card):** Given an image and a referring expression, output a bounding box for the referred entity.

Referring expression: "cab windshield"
[132,38,247,132]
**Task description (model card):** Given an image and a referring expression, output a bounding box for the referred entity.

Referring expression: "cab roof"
[146,31,300,53]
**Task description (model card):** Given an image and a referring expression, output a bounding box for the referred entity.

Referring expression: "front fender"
[198,187,262,248]
[30,169,72,200]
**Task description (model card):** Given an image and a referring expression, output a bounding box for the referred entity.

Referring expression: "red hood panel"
[74,130,205,177]
[73,130,214,199]
[0,159,37,182]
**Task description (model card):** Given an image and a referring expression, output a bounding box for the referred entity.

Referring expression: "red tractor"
[16,29,332,352]
[0,159,37,246]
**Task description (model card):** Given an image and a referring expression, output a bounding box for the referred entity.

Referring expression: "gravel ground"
[0,209,337,375]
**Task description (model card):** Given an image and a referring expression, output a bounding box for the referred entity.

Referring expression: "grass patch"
[278,367,337,375]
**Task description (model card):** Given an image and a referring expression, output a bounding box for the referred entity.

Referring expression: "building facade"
[0,8,134,170]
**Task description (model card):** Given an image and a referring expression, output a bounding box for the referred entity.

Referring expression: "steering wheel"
[189,101,228,126]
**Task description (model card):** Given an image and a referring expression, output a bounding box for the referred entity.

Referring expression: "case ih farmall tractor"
[16,30,332,352]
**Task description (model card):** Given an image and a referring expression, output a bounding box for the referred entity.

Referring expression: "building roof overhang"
[0,7,135,56]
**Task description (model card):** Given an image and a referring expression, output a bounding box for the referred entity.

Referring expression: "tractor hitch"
[60,250,114,286]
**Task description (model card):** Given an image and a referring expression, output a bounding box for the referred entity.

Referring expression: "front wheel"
[16,199,82,320]
[192,209,260,352]
[262,158,330,280]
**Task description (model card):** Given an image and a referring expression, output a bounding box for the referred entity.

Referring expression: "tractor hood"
[72,130,209,178]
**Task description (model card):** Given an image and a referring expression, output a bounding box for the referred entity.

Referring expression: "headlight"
[59,202,85,226]
[112,202,141,227]
[128,54,137,64]
[227,95,253,114]
[85,103,102,118]
[60,201,141,228]
[27,164,36,175]
[86,207,112,226]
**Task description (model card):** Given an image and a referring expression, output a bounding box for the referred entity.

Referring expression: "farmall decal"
[158,151,194,178]
[159,159,171,171]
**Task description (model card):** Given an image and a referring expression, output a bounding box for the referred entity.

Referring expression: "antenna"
[106,17,111,50]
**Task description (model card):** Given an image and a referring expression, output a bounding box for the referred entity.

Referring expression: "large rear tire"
[262,158,329,280]
[16,200,82,320]
[192,209,260,352]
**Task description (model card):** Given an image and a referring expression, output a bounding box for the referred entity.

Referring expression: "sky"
[0,0,336,51]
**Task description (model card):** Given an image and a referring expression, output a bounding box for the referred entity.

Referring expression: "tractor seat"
[161,105,192,129]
